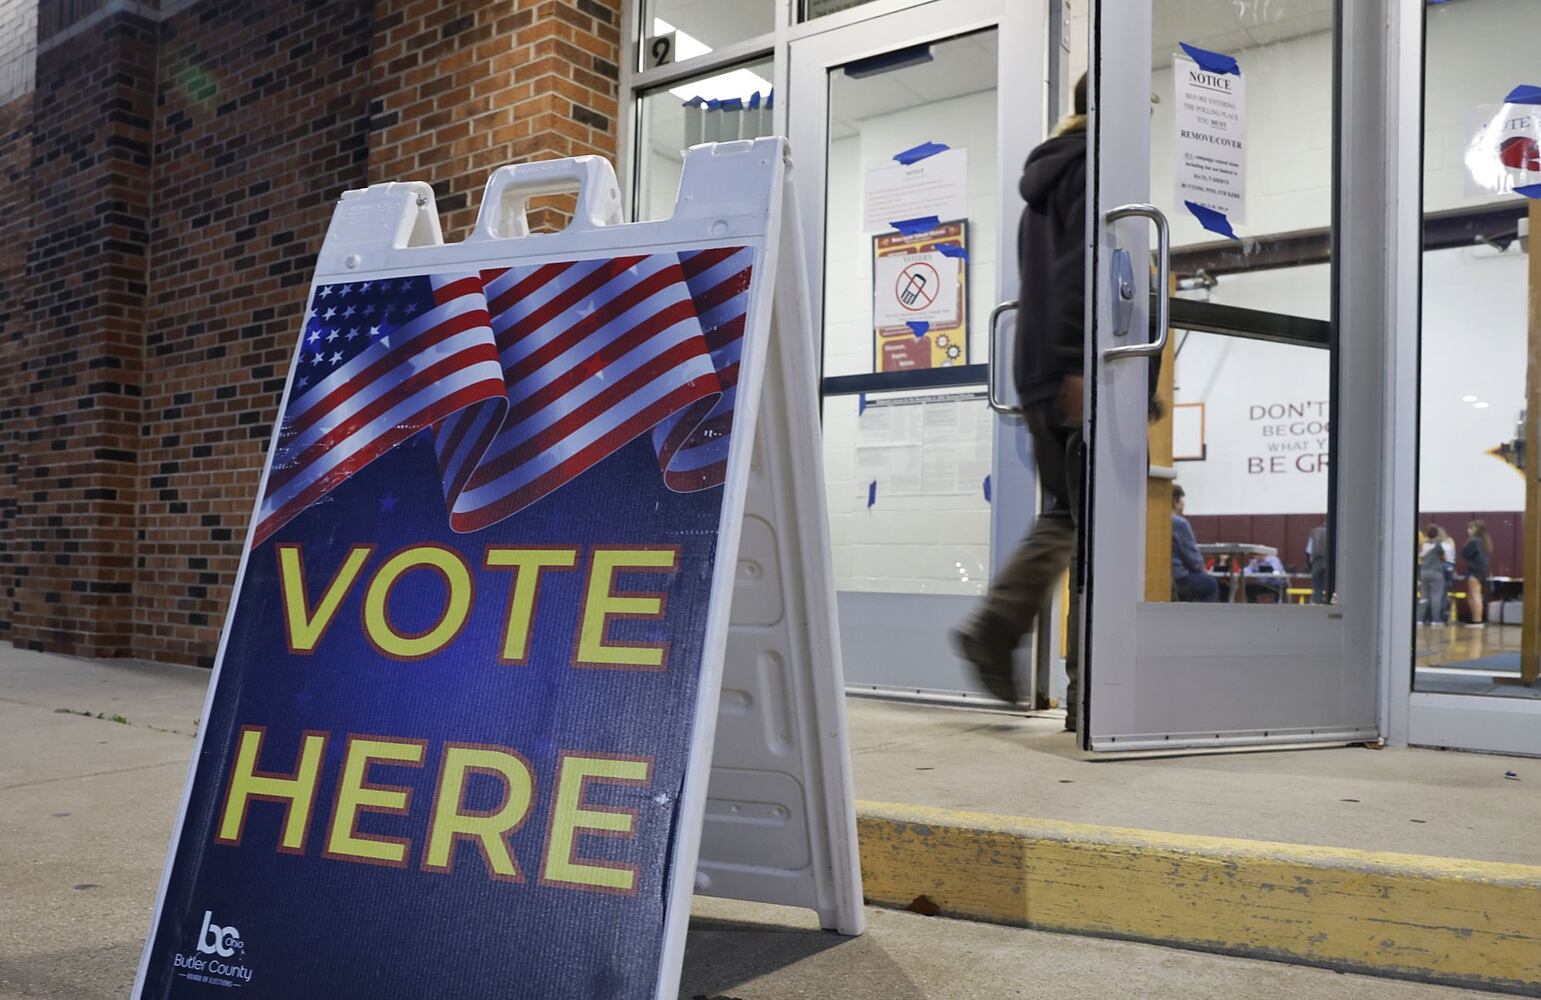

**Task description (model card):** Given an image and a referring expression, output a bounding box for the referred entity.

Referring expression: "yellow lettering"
[423,745,535,880]
[215,727,328,852]
[484,548,579,664]
[362,546,473,659]
[575,548,677,669]
[278,544,371,653]
[323,737,425,866]
[540,755,651,893]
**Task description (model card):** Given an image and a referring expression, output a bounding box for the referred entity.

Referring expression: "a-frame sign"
[133,138,863,1000]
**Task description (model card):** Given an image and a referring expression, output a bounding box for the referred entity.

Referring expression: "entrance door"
[788,0,1045,704]
[1081,1,1391,749]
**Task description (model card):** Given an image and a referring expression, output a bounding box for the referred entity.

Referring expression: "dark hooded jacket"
[1013,120,1086,405]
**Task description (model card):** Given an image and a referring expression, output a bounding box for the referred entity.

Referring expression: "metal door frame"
[1080,0,1400,751]
[1392,0,1541,757]
[785,0,1048,705]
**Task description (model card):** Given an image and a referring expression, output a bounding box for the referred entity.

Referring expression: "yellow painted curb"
[856,800,1541,994]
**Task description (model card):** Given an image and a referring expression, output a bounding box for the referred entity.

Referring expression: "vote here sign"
[134,245,757,999]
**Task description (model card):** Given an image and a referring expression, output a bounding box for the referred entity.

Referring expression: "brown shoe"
[950,616,1020,706]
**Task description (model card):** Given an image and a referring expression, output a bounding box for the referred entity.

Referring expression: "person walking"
[1461,519,1492,627]
[1437,526,1457,624]
[951,74,1090,722]
[1418,525,1447,628]
[1306,522,1328,603]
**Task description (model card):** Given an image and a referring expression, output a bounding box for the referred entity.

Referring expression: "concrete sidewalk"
[845,698,1538,866]
[0,647,1528,998]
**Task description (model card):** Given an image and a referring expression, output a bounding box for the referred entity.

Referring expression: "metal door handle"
[987,299,1021,414]
[1102,203,1170,361]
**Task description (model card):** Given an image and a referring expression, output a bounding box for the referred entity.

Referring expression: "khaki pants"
[978,401,1083,704]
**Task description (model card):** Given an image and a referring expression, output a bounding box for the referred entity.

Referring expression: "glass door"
[788,0,1044,703]
[1081,0,1390,750]
[1407,0,1541,756]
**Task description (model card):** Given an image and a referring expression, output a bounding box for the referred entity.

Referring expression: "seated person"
[1243,552,1286,604]
[1171,485,1219,602]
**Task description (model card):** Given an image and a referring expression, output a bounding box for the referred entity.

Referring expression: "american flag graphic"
[254,248,754,546]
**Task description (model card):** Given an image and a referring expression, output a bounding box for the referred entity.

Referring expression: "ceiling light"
[1462,395,1477,402]
[1474,402,1490,409]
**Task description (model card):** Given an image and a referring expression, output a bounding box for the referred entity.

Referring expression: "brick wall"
[368,0,621,237]
[9,11,158,657]
[0,0,623,666]
[135,0,376,665]
[0,93,33,645]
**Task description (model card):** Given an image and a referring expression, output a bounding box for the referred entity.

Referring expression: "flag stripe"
[264,363,505,517]
[255,381,501,546]
[501,259,687,384]
[467,336,718,493]
[450,380,719,533]
[501,298,699,430]
[261,249,753,540]
[267,343,502,496]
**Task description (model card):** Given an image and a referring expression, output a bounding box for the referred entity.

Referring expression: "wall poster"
[870,220,969,373]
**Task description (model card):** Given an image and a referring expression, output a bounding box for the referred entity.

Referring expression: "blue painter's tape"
[858,392,867,415]
[748,90,761,110]
[1185,201,1238,240]
[893,141,949,165]
[1179,41,1240,76]
[684,96,705,108]
[890,215,941,236]
[867,481,877,509]
[765,88,774,109]
[935,242,968,260]
[907,321,929,339]
[982,474,992,504]
[721,97,743,111]
[1506,84,1541,106]
[705,98,721,110]
[1516,183,1541,200]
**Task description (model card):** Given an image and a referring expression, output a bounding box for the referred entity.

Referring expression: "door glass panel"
[634,59,775,222]
[639,1,774,71]
[819,29,999,597]
[1413,0,1540,698]
[1138,0,1338,609]
[823,390,994,594]
[822,29,998,378]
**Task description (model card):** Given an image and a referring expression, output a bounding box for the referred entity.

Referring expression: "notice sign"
[134,248,759,998]
[861,147,968,235]
[871,220,969,372]
[1175,53,1247,224]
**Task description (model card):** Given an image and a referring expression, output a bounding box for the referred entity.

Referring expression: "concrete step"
[857,800,1541,994]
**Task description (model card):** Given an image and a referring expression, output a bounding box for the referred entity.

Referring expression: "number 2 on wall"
[646,33,674,68]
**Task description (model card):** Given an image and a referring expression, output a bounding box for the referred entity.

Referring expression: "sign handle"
[469,155,624,240]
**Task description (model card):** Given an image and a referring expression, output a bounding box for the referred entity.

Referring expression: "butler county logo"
[171,910,253,987]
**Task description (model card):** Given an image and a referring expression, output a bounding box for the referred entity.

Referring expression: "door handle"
[987,299,1021,414]
[1102,203,1171,361]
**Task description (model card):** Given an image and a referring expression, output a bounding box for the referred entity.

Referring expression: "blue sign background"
[138,419,727,998]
